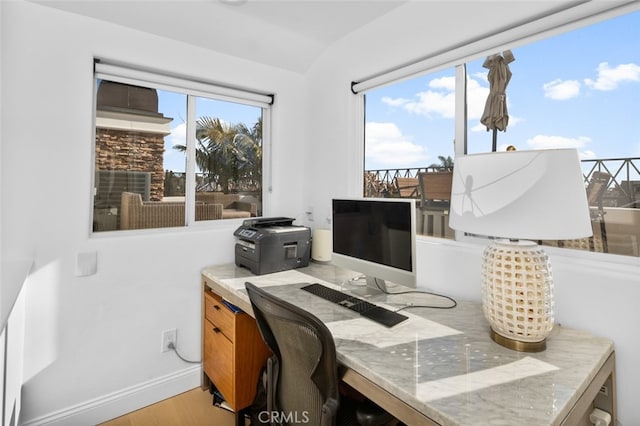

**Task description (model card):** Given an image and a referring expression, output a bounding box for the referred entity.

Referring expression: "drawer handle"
[213,327,221,333]
[213,305,221,311]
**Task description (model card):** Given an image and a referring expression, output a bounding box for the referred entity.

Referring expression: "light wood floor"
[98,388,244,426]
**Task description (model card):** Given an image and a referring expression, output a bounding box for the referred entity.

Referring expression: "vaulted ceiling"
[28,0,619,73]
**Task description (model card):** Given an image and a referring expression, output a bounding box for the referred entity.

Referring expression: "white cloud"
[167,123,186,148]
[380,74,494,122]
[163,123,187,171]
[429,76,455,91]
[580,150,597,159]
[508,116,523,127]
[466,77,490,120]
[543,79,581,100]
[379,76,455,119]
[381,96,410,107]
[525,135,594,158]
[381,72,521,132]
[404,89,456,118]
[584,62,640,91]
[365,122,429,168]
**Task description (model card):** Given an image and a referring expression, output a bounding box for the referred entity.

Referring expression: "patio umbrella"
[480,50,515,151]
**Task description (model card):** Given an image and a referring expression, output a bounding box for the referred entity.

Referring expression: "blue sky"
[364,9,640,171]
[157,9,640,176]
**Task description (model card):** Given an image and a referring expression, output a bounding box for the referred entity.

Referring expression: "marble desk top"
[202,263,614,426]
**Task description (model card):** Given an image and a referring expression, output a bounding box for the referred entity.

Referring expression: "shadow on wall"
[21,260,61,384]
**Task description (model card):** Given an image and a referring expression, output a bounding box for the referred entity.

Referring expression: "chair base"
[357,404,393,426]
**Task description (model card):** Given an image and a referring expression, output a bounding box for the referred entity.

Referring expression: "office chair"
[245,282,394,426]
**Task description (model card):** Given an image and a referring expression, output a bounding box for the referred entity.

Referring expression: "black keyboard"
[301,283,408,327]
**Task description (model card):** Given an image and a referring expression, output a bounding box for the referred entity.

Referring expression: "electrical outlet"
[161,328,177,353]
[599,384,609,397]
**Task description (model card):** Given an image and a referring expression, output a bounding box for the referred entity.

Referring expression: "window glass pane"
[364,68,455,239]
[93,74,266,233]
[161,90,188,199]
[93,80,187,232]
[465,11,640,257]
[192,97,263,221]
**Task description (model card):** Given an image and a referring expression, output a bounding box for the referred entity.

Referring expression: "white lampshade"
[448,148,592,352]
[449,148,592,240]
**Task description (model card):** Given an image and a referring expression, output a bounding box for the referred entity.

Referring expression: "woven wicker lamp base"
[481,240,553,352]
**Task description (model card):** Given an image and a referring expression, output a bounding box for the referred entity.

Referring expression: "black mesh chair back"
[245,282,340,426]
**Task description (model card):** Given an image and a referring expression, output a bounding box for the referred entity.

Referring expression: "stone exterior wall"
[95,128,165,201]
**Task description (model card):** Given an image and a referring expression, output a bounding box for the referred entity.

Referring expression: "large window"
[364,68,455,239]
[364,9,640,257]
[92,63,270,233]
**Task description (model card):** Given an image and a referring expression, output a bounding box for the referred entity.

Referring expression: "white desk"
[202,263,616,426]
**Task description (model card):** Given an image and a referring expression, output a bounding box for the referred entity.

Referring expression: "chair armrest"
[127,203,185,229]
[121,200,225,229]
[265,355,279,413]
[234,201,258,216]
[196,203,223,221]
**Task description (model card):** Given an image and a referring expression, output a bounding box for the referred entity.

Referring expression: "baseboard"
[22,365,202,426]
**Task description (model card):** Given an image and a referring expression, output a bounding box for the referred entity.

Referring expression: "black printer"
[234,217,311,275]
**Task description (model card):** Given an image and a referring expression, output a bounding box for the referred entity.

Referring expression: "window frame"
[90,60,273,236]
[355,2,640,266]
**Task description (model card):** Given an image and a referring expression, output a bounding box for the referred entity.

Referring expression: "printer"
[234,217,311,275]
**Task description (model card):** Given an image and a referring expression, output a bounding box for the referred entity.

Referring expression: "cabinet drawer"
[204,290,235,340]
[203,319,236,408]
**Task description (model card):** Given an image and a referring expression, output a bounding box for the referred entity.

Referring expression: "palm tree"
[239,117,262,190]
[174,116,262,192]
[430,155,454,171]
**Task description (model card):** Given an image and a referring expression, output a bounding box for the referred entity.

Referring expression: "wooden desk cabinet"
[201,281,271,412]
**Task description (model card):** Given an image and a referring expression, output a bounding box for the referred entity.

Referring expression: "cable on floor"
[168,342,201,364]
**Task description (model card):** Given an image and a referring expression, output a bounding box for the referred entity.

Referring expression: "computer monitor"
[331,198,417,296]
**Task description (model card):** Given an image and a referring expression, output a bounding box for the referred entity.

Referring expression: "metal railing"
[365,157,640,207]
[364,166,450,198]
[581,157,640,208]
[163,171,261,197]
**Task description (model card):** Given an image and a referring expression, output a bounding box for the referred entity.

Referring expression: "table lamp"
[449,148,592,352]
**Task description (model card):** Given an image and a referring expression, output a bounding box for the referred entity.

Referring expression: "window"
[364,68,455,239]
[92,62,270,233]
[362,8,640,257]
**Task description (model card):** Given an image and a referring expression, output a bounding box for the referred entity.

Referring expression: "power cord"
[349,275,458,310]
[168,342,201,364]
[589,408,612,426]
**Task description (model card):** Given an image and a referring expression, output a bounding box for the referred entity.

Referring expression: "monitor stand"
[350,276,388,297]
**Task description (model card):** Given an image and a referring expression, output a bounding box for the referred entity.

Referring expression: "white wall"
[1,1,307,424]
[4,0,640,424]
[0,0,3,262]
[304,3,640,425]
